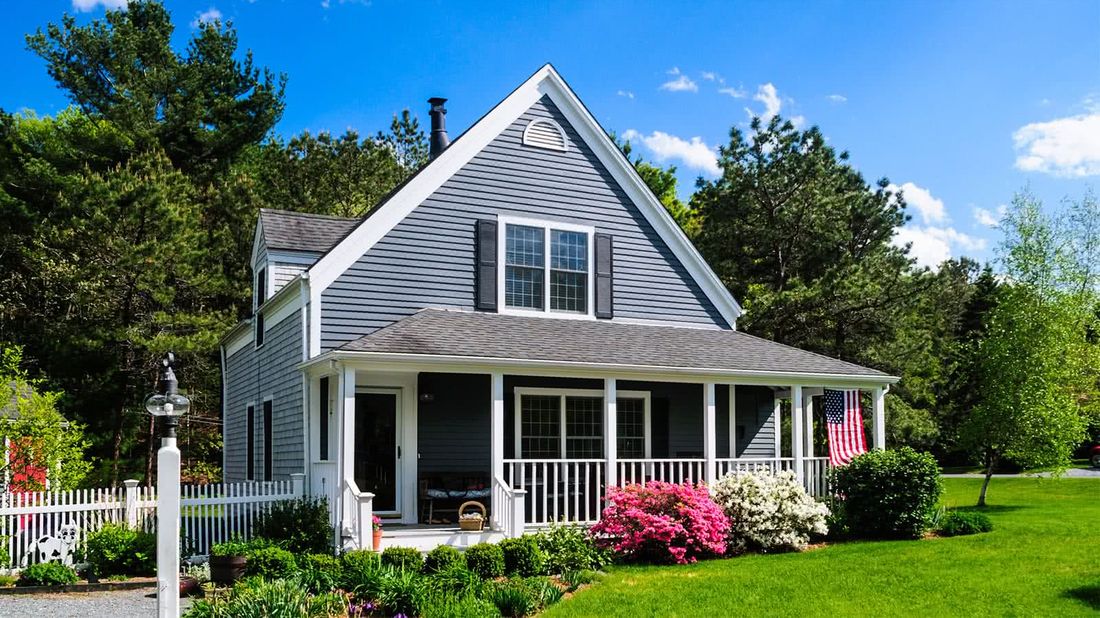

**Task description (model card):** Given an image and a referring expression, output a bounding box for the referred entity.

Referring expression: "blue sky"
[2,1,1098,268]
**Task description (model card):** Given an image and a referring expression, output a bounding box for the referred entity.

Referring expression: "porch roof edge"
[296,350,901,387]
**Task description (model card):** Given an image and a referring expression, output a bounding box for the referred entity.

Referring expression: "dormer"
[251,209,358,312]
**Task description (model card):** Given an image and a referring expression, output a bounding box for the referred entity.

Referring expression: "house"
[219,65,897,551]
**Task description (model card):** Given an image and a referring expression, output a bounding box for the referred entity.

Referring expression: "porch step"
[381,525,507,552]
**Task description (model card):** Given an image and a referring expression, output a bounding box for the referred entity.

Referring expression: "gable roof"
[303,64,745,355]
[333,309,894,382]
[258,209,358,254]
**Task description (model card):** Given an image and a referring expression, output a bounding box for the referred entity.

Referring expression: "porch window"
[565,396,602,458]
[501,217,593,316]
[520,395,560,458]
[515,388,649,459]
[617,397,647,458]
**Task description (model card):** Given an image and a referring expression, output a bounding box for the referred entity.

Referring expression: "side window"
[263,400,273,481]
[255,311,265,348]
[255,267,267,310]
[246,405,255,480]
[319,377,330,461]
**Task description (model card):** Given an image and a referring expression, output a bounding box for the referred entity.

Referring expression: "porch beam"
[872,386,886,450]
[703,382,717,484]
[491,373,504,481]
[791,385,805,484]
[772,395,781,458]
[604,378,617,487]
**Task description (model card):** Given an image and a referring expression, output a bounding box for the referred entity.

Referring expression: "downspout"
[220,344,228,481]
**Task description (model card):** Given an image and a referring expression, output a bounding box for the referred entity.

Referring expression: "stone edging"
[0,578,157,595]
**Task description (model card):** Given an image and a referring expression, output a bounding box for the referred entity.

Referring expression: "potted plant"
[209,540,251,585]
[372,516,383,551]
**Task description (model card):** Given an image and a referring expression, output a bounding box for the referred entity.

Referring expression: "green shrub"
[340,548,380,574]
[210,538,263,557]
[243,545,297,579]
[298,553,341,593]
[423,545,465,574]
[0,574,17,587]
[938,511,994,537]
[420,591,499,618]
[833,447,943,539]
[465,543,504,579]
[381,546,424,571]
[17,561,78,587]
[254,497,333,555]
[560,569,600,591]
[82,523,156,576]
[182,577,345,618]
[426,562,485,598]
[376,567,431,616]
[532,523,609,573]
[489,579,540,617]
[500,536,546,576]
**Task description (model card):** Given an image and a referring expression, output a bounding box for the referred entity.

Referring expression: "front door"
[354,390,401,514]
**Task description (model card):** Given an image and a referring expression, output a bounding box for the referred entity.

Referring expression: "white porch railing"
[715,457,796,477]
[0,476,304,567]
[802,457,830,496]
[503,459,604,526]
[617,458,706,486]
[340,479,374,552]
[490,476,527,537]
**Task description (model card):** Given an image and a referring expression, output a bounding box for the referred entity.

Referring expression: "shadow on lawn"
[1065,584,1100,610]
[950,505,1025,514]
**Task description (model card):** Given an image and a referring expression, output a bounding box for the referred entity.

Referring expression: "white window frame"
[514,387,650,458]
[497,215,595,319]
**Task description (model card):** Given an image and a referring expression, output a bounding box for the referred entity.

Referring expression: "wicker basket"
[458,500,486,531]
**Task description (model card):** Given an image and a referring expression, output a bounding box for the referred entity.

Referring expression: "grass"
[543,478,1100,617]
[939,458,1092,474]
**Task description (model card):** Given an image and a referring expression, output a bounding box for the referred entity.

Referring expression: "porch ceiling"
[329,309,895,382]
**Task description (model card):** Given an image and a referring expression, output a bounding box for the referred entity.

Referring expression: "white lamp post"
[145,353,190,618]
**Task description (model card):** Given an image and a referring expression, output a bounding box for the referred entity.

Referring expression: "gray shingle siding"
[734,385,778,458]
[321,95,727,351]
[223,310,305,482]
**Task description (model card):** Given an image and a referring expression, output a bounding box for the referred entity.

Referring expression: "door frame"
[353,372,418,524]
[355,387,403,516]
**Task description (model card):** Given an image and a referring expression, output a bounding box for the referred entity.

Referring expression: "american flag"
[824,389,867,467]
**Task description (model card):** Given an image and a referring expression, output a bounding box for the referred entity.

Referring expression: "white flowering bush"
[709,469,829,552]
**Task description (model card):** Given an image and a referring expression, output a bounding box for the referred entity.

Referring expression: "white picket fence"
[0,474,304,568]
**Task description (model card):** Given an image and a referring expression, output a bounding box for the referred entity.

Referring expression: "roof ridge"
[260,208,359,223]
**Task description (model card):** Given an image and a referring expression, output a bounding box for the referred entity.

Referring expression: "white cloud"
[887,182,947,225]
[974,204,1007,228]
[750,83,782,121]
[1013,112,1100,177]
[659,67,698,93]
[893,226,987,268]
[322,0,370,7]
[622,129,719,176]
[191,7,222,26]
[72,0,127,11]
[718,86,747,98]
[826,94,847,103]
[701,71,724,84]
[616,90,634,100]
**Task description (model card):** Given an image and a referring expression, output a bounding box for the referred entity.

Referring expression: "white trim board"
[304,64,744,357]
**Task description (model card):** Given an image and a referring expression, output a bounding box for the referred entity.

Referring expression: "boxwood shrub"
[500,536,546,576]
[254,497,333,555]
[244,545,297,579]
[832,447,943,539]
[381,546,424,572]
[82,523,156,576]
[464,543,504,579]
[938,510,993,537]
[423,545,464,574]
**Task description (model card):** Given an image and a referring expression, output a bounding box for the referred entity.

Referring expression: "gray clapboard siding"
[734,385,778,458]
[223,310,305,481]
[320,95,727,351]
[417,373,491,475]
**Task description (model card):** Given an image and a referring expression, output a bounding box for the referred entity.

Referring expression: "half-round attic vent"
[522,119,568,152]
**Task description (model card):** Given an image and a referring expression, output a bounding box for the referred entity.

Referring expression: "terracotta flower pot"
[373,529,383,551]
[209,555,247,585]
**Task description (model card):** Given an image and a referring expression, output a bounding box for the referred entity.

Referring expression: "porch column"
[791,385,805,484]
[491,373,504,480]
[339,366,356,528]
[772,396,781,458]
[604,378,617,488]
[872,386,886,450]
[703,383,717,484]
[728,385,737,459]
[804,394,815,458]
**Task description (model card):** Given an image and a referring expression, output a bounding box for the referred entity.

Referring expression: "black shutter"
[318,377,329,461]
[594,233,613,318]
[246,405,255,480]
[476,219,498,311]
[263,400,273,481]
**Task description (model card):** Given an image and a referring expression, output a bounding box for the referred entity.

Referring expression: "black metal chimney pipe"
[428,97,450,159]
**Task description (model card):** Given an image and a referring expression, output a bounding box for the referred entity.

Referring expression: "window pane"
[506,224,545,309]
[521,395,560,458]
[566,396,602,458]
[617,398,645,458]
[550,230,588,313]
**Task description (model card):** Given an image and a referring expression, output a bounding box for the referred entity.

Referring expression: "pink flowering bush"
[589,482,729,564]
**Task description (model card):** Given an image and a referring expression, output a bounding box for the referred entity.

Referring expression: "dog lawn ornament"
[24,523,80,566]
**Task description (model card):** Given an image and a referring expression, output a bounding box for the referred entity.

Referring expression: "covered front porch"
[305,364,887,551]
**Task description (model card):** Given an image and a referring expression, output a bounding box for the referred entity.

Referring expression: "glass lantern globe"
[144,392,191,417]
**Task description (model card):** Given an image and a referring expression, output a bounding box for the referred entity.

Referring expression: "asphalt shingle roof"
[336,309,891,379]
[259,209,359,253]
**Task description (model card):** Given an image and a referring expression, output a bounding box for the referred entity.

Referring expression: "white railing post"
[123,479,140,529]
[358,491,374,551]
[604,378,617,488]
[772,395,782,457]
[791,385,805,486]
[340,366,356,538]
[491,373,504,530]
[728,384,737,460]
[511,488,527,538]
[290,472,306,497]
[873,387,886,450]
[703,383,717,485]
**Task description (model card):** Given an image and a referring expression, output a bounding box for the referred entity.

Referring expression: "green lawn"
[543,478,1100,617]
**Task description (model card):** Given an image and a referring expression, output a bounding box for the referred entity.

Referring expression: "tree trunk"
[978,452,996,507]
[110,405,125,487]
[144,414,155,486]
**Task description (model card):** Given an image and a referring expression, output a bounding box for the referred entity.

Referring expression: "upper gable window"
[500,216,593,317]
[522,119,568,152]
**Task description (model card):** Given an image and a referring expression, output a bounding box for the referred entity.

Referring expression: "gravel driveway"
[0,588,193,618]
